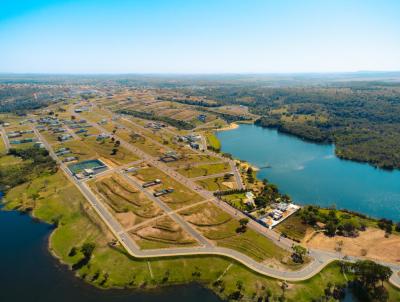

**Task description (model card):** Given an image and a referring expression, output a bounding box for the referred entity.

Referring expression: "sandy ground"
[116,212,138,228]
[215,123,239,132]
[222,181,236,189]
[305,228,400,264]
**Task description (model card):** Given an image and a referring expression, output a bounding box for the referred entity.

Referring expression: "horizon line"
[1,70,400,76]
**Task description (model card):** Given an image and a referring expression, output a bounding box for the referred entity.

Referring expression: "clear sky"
[1,0,399,73]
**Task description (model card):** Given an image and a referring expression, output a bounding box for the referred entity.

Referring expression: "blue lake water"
[0,208,222,302]
[217,124,400,221]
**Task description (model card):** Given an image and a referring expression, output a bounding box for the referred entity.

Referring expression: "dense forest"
[2,74,400,169]
[0,147,57,192]
[189,83,400,169]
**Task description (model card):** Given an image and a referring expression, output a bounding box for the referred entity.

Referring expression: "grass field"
[205,132,221,151]
[0,134,7,155]
[196,176,236,191]
[221,193,248,211]
[180,202,291,265]
[275,213,309,242]
[134,165,204,209]
[3,171,108,266]
[0,154,24,167]
[56,136,139,166]
[166,153,221,168]
[177,162,230,178]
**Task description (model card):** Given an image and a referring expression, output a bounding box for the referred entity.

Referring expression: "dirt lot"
[305,228,400,264]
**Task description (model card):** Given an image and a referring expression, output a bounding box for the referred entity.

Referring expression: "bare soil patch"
[306,228,400,264]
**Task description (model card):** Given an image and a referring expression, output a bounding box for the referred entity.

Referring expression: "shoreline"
[215,122,239,132]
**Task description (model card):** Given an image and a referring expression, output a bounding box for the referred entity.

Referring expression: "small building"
[83,168,94,176]
[245,191,255,207]
[58,134,72,141]
[160,151,180,162]
[142,179,162,188]
[7,132,22,138]
[198,114,207,122]
[53,128,66,133]
[56,147,69,153]
[96,133,110,141]
[153,188,174,197]
[189,142,200,149]
[275,202,289,212]
[271,210,283,221]
[124,167,138,173]
[63,156,78,162]
[34,141,45,149]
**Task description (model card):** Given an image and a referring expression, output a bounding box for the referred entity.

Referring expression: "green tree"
[291,244,307,263]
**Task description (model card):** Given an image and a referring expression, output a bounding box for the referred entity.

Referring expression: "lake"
[217,124,400,221]
[0,208,222,302]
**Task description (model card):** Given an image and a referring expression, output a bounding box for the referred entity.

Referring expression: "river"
[217,124,400,221]
[0,209,222,302]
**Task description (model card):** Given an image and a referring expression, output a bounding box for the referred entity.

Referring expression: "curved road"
[35,113,400,287]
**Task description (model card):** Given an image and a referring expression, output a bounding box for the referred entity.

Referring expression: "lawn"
[177,162,231,178]
[205,132,221,151]
[275,212,309,242]
[0,154,24,167]
[196,176,235,192]
[0,134,6,155]
[222,193,247,211]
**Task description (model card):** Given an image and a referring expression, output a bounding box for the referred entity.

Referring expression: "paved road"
[117,171,213,247]
[125,199,211,233]
[0,126,11,152]
[118,114,245,189]
[50,111,400,286]
[65,126,81,140]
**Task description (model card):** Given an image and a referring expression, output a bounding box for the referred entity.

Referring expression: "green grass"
[1,139,399,301]
[205,132,221,151]
[135,165,204,209]
[196,176,234,191]
[275,213,309,242]
[166,153,221,168]
[177,162,230,178]
[0,134,7,155]
[0,154,24,167]
[58,136,139,166]
[222,193,247,211]
[180,202,289,264]
[4,171,105,265]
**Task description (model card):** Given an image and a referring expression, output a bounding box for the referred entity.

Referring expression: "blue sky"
[0,0,399,73]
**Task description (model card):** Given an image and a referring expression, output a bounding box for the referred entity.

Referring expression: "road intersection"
[32,108,400,287]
